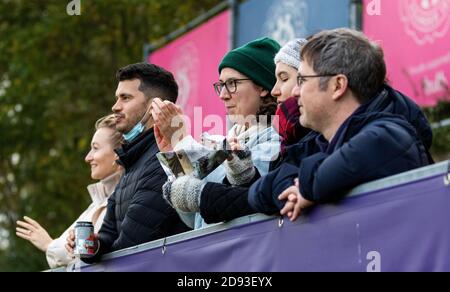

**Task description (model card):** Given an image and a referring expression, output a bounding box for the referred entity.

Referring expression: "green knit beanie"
[218,37,281,92]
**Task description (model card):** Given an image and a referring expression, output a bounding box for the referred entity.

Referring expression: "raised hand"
[16,216,53,252]
[151,98,187,151]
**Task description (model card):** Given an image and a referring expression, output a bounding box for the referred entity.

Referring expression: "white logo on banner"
[399,0,450,45]
[366,251,381,272]
[263,0,308,45]
[171,42,199,114]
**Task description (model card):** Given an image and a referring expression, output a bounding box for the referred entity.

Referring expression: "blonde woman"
[16,115,123,269]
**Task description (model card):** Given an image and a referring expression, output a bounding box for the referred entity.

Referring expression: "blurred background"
[0,0,449,271]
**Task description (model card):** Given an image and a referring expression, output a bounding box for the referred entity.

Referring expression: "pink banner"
[363,0,450,106]
[149,11,230,137]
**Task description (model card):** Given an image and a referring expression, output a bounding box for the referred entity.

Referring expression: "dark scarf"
[272,96,310,153]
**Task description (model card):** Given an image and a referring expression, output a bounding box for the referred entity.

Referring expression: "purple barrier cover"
[82,174,450,272]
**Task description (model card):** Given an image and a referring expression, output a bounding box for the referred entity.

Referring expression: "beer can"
[74,221,96,258]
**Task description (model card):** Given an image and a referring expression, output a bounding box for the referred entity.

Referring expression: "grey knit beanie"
[274,38,307,70]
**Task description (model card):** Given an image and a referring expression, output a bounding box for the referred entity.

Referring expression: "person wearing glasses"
[153,37,282,229]
[248,28,433,221]
[157,39,317,229]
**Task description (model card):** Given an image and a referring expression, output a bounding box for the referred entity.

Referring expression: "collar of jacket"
[327,111,417,154]
[357,84,432,151]
[115,128,156,170]
[86,171,122,206]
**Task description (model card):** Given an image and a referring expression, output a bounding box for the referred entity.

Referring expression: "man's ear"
[331,74,349,101]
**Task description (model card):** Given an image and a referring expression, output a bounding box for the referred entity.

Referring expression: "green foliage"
[0,0,221,271]
[1,0,449,272]
[423,100,450,162]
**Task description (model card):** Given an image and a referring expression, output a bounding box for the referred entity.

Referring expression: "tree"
[424,99,450,162]
[0,0,221,272]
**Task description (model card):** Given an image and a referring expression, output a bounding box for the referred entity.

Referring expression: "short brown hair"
[301,28,386,103]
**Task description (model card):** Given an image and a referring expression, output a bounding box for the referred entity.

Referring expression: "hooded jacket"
[249,85,433,214]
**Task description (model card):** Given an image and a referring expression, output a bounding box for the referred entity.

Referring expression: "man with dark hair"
[116,63,178,104]
[66,63,189,262]
[248,28,433,221]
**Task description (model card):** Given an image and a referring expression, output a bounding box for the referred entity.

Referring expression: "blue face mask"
[123,122,145,142]
[122,102,152,143]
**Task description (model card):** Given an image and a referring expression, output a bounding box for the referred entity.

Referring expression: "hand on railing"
[279,178,314,222]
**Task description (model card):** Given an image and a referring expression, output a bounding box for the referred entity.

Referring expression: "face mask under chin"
[122,102,152,143]
[123,122,145,142]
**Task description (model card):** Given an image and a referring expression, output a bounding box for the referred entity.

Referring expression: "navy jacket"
[249,85,433,214]
[84,129,189,263]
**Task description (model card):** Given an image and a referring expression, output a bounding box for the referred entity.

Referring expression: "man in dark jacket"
[248,28,432,221]
[199,85,433,224]
[67,63,189,262]
[164,29,434,226]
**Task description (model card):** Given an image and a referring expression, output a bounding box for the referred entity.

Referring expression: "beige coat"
[45,172,121,269]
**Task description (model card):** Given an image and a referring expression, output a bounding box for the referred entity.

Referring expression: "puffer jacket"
[249,85,433,214]
[83,129,189,263]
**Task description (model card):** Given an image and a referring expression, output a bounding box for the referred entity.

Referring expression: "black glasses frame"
[296,74,336,87]
[213,78,252,96]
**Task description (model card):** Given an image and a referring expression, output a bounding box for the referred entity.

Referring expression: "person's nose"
[271,84,281,98]
[219,86,231,101]
[112,99,122,113]
[272,85,282,103]
[292,84,300,98]
[85,150,93,163]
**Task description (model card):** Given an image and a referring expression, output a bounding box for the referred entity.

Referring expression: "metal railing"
[47,160,450,272]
